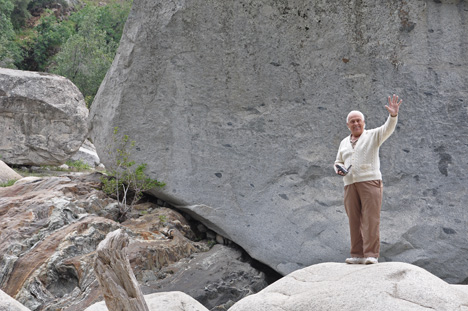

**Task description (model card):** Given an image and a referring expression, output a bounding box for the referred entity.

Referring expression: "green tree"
[29,12,73,71]
[51,1,132,106]
[70,1,131,44]
[51,12,116,106]
[0,0,14,37]
[11,0,31,29]
[99,1,132,43]
[0,0,22,68]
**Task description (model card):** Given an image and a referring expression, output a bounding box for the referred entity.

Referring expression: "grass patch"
[13,167,56,177]
[66,160,92,171]
[0,180,17,187]
[11,160,93,178]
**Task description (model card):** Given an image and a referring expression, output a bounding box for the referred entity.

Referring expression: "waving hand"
[385,94,402,117]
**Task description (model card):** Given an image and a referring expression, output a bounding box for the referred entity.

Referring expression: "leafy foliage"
[0,0,22,68]
[10,0,31,29]
[51,13,115,106]
[158,214,167,224]
[50,2,132,106]
[69,1,130,44]
[27,12,74,71]
[101,127,165,222]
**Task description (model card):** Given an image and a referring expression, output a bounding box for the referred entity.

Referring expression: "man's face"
[347,113,365,137]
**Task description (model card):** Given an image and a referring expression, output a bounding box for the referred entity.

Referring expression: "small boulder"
[70,139,100,167]
[0,289,31,311]
[58,164,69,170]
[84,291,209,311]
[0,160,22,184]
[0,68,88,166]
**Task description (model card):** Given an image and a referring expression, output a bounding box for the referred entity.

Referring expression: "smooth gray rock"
[228,262,468,311]
[0,68,88,166]
[88,0,468,282]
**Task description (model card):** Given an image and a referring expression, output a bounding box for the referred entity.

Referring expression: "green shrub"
[101,127,165,222]
[158,214,167,225]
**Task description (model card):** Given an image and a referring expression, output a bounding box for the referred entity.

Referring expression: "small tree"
[101,127,165,221]
[0,0,23,68]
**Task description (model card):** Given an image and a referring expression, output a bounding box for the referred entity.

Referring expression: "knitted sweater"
[334,115,398,186]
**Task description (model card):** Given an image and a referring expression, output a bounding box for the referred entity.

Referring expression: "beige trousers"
[344,180,383,258]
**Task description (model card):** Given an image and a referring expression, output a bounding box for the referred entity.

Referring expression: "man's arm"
[375,94,403,145]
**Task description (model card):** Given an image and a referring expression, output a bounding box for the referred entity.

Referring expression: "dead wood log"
[94,229,149,311]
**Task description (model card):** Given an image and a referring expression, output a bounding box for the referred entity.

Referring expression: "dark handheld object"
[335,164,352,176]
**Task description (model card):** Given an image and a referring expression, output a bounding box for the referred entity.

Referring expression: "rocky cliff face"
[89,0,468,282]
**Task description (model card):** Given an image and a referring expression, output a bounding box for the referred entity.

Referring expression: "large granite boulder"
[0,68,88,166]
[88,0,468,282]
[229,262,468,311]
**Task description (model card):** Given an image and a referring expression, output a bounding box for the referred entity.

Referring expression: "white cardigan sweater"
[334,115,398,186]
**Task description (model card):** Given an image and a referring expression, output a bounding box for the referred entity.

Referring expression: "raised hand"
[385,94,402,117]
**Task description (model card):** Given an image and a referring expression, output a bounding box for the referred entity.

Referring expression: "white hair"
[346,110,365,123]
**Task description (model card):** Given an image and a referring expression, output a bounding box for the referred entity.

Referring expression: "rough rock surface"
[141,244,269,310]
[0,174,120,311]
[84,291,209,311]
[0,173,268,310]
[229,262,468,311]
[88,0,468,281]
[0,160,22,183]
[0,68,88,166]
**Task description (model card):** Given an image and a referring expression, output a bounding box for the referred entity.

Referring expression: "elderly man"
[334,95,402,264]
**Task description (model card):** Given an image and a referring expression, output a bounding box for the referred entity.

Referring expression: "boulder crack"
[388,283,436,310]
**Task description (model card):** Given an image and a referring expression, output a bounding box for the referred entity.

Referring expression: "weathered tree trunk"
[94,229,149,311]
